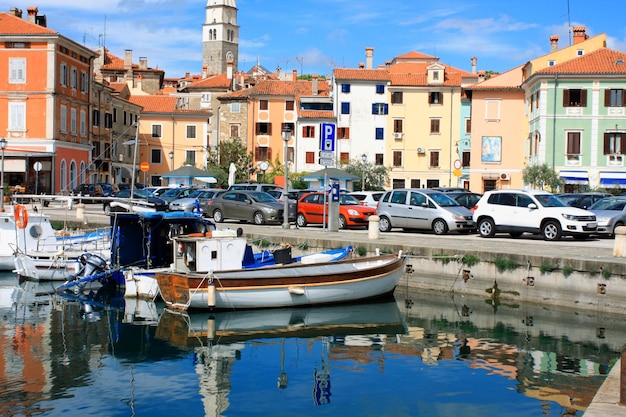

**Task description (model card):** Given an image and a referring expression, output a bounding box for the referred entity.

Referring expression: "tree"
[342,158,389,191]
[522,164,563,192]
[206,137,254,188]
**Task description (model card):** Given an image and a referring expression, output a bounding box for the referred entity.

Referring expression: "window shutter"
[563,90,570,106]
[439,93,443,105]
[603,133,610,155]
[268,123,272,135]
[384,103,389,114]
[268,147,272,161]
[371,103,376,114]
[254,147,260,160]
[621,134,626,153]
[580,89,587,107]
[605,90,611,107]
[623,90,626,106]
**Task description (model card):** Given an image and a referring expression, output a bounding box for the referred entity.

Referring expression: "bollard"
[613,226,626,257]
[76,203,85,221]
[368,215,380,240]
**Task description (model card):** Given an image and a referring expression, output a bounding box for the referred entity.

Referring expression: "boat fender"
[14,204,29,229]
[288,286,305,295]
[207,281,216,308]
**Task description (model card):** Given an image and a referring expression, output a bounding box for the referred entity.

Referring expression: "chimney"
[124,50,133,70]
[573,26,588,45]
[471,57,477,74]
[312,74,319,96]
[292,69,297,81]
[550,35,559,52]
[10,7,22,18]
[359,62,364,69]
[365,47,374,69]
[26,6,38,23]
[139,57,147,70]
[202,65,208,79]
[227,60,233,80]
[185,72,190,78]
[478,70,486,82]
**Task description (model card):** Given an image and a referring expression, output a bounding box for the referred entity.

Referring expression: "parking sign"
[320,123,335,151]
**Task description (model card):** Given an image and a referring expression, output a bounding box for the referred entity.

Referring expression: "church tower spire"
[202,0,239,75]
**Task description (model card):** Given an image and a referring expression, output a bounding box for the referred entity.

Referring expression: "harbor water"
[0,271,622,416]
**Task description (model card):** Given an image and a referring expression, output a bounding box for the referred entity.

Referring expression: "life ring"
[14,204,28,229]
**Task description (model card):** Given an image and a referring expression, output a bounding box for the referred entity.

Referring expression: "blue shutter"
[371,103,376,114]
[384,103,389,115]
[376,128,384,140]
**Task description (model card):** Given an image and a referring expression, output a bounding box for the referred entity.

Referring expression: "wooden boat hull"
[156,253,407,310]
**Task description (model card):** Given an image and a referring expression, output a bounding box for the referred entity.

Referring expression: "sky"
[6,0,626,78]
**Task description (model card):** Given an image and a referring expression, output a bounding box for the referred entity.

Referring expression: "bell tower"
[202,0,239,75]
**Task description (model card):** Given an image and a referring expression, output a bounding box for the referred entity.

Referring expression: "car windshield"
[534,194,566,208]
[557,195,579,206]
[187,190,204,198]
[429,192,460,207]
[339,195,360,205]
[249,192,277,202]
[590,198,626,211]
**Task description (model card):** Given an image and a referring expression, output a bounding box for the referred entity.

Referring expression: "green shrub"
[539,263,556,274]
[562,265,574,277]
[356,246,367,256]
[461,254,480,267]
[494,257,518,272]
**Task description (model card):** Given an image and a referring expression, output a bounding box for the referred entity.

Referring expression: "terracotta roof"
[0,12,57,35]
[333,68,391,81]
[466,65,524,90]
[128,95,177,112]
[109,82,129,93]
[248,80,331,97]
[187,73,232,88]
[300,110,335,119]
[100,49,164,73]
[394,51,439,60]
[535,48,626,75]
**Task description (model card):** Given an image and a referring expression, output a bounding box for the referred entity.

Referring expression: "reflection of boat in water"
[155,299,407,347]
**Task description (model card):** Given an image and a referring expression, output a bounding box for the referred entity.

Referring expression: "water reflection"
[0,272,621,417]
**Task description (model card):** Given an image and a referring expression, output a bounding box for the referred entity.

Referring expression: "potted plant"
[2,183,11,203]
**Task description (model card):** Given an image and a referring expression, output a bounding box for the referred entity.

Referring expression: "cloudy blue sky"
[8,0,626,78]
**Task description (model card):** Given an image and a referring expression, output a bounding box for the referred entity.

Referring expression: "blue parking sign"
[320,123,335,151]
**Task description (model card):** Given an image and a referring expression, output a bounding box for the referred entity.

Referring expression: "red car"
[296,192,376,229]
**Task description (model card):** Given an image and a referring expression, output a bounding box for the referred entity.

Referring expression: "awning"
[559,170,589,185]
[599,171,626,188]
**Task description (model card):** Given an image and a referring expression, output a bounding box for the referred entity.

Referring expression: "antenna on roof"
[567,0,572,46]
[296,56,304,75]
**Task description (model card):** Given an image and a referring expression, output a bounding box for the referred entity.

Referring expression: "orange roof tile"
[333,68,390,81]
[300,110,335,119]
[536,48,626,75]
[0,12,57,35]
[187,73,232,88]
[129,96,177,112]
[466,65,524,90]
[394,51,439,60]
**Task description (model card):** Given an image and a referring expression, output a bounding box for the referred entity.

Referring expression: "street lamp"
[169,150,174,167]
[361,153,367,191]
[0,138,7,211]
[281,125,292,229]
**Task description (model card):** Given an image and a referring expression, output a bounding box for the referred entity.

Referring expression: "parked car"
[228,183,283,193]
[71,183,113,203]
[266,189,298,220]
[102,189,169,214]
[431,187,469,193]
[206,190,286,225]
[159,187,197,203]
[587,196,626,236]
[376,189,475,234]
[143,186,173,198]
[349,191,384,208]
[556,192,611,209]
[296,192,376,229]
[472,189,597,240]
[168,189,223,213]
[446,191,482,209]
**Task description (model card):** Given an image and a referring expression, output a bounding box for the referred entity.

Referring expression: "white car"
[472,189,597,241]
[349,191,383,208]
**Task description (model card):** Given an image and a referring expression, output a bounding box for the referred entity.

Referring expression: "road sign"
[453,168,462,177]
[319,151,334,159]
[140,162,150,172]
[320,123,336,151]
[319,158,335,167]
[453,159,462,170]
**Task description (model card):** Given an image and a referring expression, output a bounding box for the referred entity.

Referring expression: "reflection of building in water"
[194,344,239,417]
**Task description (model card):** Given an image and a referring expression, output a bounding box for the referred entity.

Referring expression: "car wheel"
[378,216,392,232]
[253,211,265,225]
[542,220,562,241]
[213,209,224,223]
[432,218,448,235]
[338,215,347,229]
[296,213,307,227]
[509,232,523,238]
[478,218,495,238]
[611,222,624,237]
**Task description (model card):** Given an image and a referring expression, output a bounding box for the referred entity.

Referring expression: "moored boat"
[156,251,407,311]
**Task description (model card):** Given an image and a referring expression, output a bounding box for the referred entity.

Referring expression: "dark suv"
[71,183,113,203]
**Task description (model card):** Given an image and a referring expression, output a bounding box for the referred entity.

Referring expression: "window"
[70,108,77,134]
[230,124,240,138]
[548,60,555,66]
[566,132,581,165]
[259,100,268,110]
[70,67,78,89]
[8,102,25,131]
[430,119,440,134]
[201,93,211,107]
[410,179,421,188]
[186,125,197,139]
[255,146,271,161]
[305,152,315,164]
[375,128,384,140]
[61,105,67,132]
[376,84,385,94]
[341,84,351,93]
[391,92,403,104]
[563,89,587,107]
[462,151,470,167]
[9,58,26,83]
[104,113,112,128]
[432,71,439,81]
[152,124,162,137]
[485,99,501,120]
[255,122,272,135]
[429,151,440,168]
[81,71,89,93]
[604,133,626,154]
[393,119,403,133]
[92,109,99,126]
[535,91,540,109]
[302,125,316,138]
[285,100,295,111]
[371,103,388,115]
[231,102,240,112]
[60,63,68,86]
[393,151,402,167]
[465,118,471,134]
[80,110,86,136]
[113,108,117,123]
[375,153,384,165]
[339,152,349,163]
[392,179,405,189]
[429,92,442,105]
[341,102,350,114]
[605,89,626,107]
[151,149,162,164]
[185,150,196,165]
[338,127,350,139]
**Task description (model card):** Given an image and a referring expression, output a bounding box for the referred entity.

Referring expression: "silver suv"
[472,189,597,240]
[376,189,475,234]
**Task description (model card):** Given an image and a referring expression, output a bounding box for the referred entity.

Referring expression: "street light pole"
[361,153,367,191]
[0,138,6,211]
[282,125,292,229]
